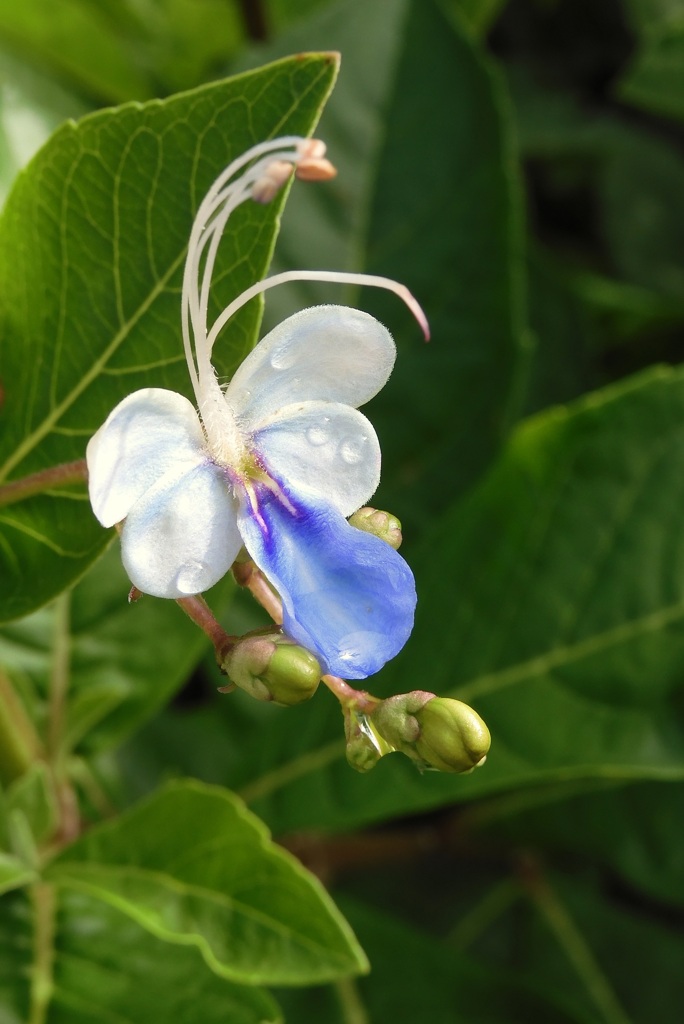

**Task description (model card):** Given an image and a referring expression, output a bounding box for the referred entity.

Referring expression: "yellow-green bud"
[414,698,490,773]
[348,507,403,549]
[221,633,321,706]
[371,691,490,774]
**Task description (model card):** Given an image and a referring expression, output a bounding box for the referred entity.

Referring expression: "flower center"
[199,383,248,470]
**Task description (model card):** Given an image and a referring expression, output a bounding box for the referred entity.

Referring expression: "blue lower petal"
[237,479,416,679]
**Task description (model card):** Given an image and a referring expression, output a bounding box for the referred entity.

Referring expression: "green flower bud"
[414,698,490,773]
[344,707,393,773]
[348,507,403,549]
[370,690,432,747]
[221,633,320,706]
[371,691,490,774]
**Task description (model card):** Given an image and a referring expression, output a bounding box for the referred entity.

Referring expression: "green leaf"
[362,0,528,525]
[481,779,684,910]
[0,48,90,206]
[385,365,684,797]
[617,23,684,121]
[0,545,238,756]
[0,0,155,103]
[0,891,30,1021]
[0,53,338,623]
[623,0,684,32]
[0,0,252,105]
[448,0,508,36]
[278,899,586,1024]
[0,851,36,894]
[0,887,282,1024]
[522,247,596,416]
[506,872,684,1024]
[598,128,684,300]
[5,762,57,845]
[224,367,684,834]
[237,0,528,528]
[48,779,368,985]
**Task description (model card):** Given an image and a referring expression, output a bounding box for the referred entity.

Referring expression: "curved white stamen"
[181,136,307,402]
[207,270,431,352]
[181,135,430,434]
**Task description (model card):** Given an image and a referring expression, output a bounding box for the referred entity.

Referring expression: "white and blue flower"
[86,137,427,680]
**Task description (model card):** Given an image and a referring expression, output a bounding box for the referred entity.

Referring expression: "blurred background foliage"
[2,0,684,1021]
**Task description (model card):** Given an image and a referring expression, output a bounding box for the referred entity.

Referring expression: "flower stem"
[447,879,522,951]
[47,593,81,845]
[334,977,370,1024]
[47,594,70,762]
[176,594,236,661]
[0,459,87,508]
[0,670,40,786]
[321,674,380,714]
[28,883,56,1024]
[232,559,283,622]
[521,858,633,1024]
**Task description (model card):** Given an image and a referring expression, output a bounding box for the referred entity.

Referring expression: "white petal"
[120,460,241,598]
[87,388,207,527]
[226,305,395,428]
[253,401,381,518]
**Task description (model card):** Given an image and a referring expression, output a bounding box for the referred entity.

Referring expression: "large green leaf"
[277,900,586,1024]
[237,0,528,528]
[362,0,527,524]
[0,887,282,1024]
[0,890,30,1022]
[0,0,247,104]
[598,128,684,301]
[0,48,89,206]
[0,545,237,756]
[494,872,684,1024]
[481,779,684,910]
[617,21,684,121]
[0,53,337,622]
[623,0,684,30]
[48,779,368,985]
[208,367,684,834]
[0,851,35,894]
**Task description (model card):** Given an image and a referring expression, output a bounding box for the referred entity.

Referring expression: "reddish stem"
[176,594,236,661]
[0,459,87,508]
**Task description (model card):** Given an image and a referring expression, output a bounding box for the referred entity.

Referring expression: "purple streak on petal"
[237,480,416,680]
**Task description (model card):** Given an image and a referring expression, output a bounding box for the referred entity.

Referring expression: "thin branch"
[321,673,380,714]
[176,594,236,660]
[29,884,56,1024]
[447,879,522,951]
[232,559,283,622]
[0,670,41,785]
[235,0,269,41]
[47,593,81,845]
[0,459,87,508]
[47,594,71,761]
[334,977,370,1024]
[522,859,633,1024]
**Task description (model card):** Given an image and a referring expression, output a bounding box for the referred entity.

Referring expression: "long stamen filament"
[182,138,306,402]
[182,135,430,411]
[207,269,431,351]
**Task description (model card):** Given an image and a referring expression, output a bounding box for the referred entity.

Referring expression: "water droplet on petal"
[340,435,367,465]
[175,560,211,594]
[269,346,297,370]
[307,426,329,447]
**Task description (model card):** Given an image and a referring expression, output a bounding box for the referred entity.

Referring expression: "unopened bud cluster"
[343,690,490,775]
[220,631,321,706]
